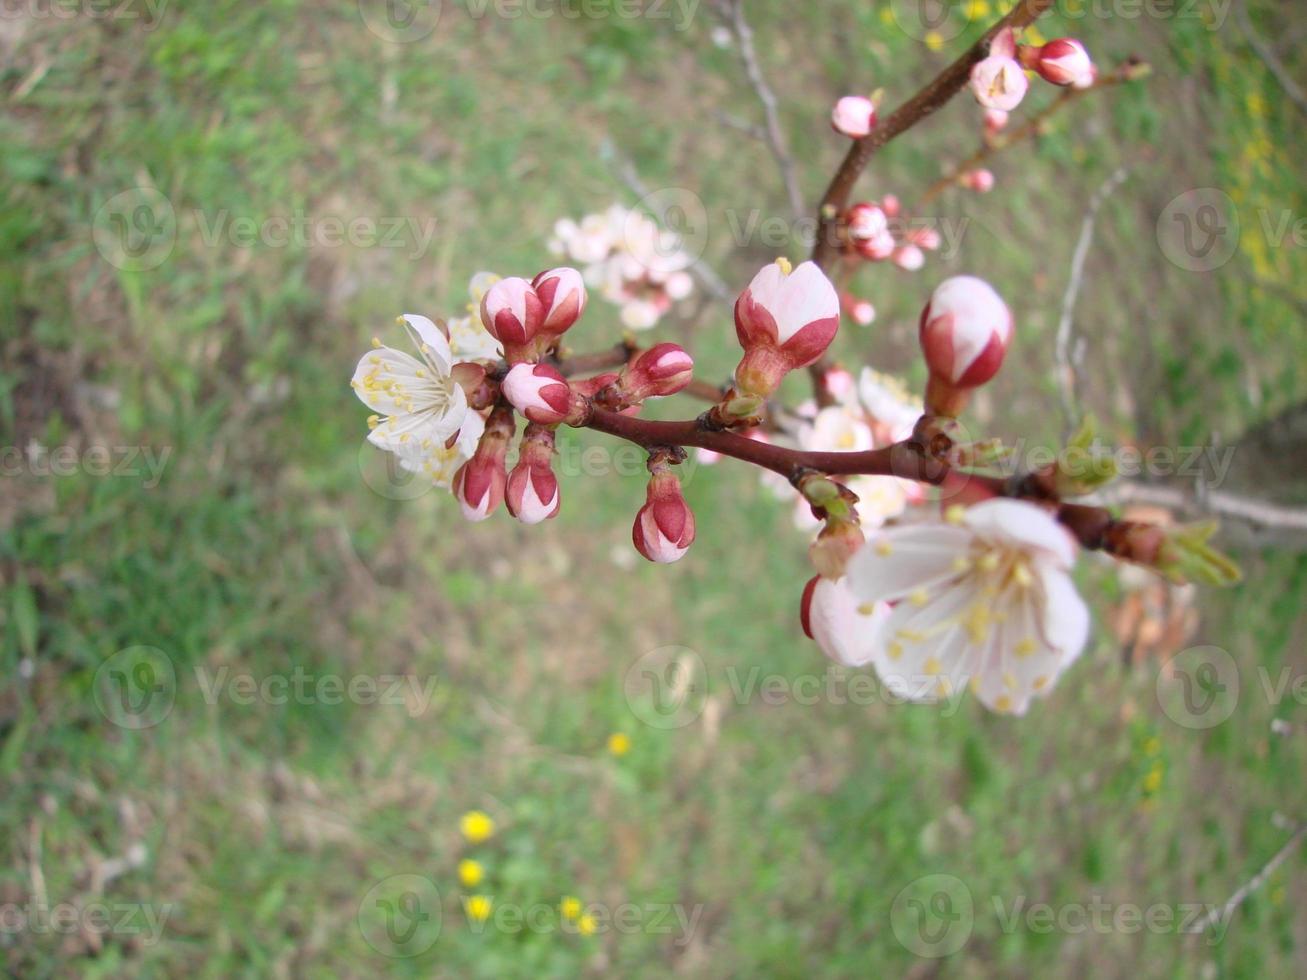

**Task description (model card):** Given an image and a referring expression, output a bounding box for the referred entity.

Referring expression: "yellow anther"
[977,552,1000,573]
[951,556,971,573]
[886,641,904,661]
[775,256,793,275]
[874,540,893,557]
[924,657,942,675]
[857,602,877,616]
[1032,676,1048,690]
[909,589,929,607]
[371,336,382,348]
[1014,638,1036,658]
[1003,671,1017,691]
[1012,561,1033,588]
[896,629,926,643]
[994,694,1013,713]
[944,504,966,525]
[366,415,380,430]
[962,604,991,644]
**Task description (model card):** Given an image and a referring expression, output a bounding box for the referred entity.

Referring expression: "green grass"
[2,1,1306,976]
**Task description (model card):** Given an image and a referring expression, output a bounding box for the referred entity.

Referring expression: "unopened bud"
[831,95,877,138]
[632,468,695,563]
[502,362,574,425]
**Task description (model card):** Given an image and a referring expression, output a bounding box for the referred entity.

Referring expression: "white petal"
[1035,565,1091,663]
[871,581,979,703]
[845,524,972,604]
[808,577,888,668]
[399,314,452,373]
[963,499,1077,569]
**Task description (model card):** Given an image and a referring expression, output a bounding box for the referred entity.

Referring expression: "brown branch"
[577,405,1172,563]
[809,0,1058,270]
[917,66,1136,207]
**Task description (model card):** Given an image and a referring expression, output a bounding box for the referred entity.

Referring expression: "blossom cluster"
[547,204,695,330]
[348,17,1237,723]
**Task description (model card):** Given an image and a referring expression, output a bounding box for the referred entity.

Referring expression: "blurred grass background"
[2,0,1306,975]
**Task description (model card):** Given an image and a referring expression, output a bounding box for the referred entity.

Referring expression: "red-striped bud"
[505,424,561,525]
[632,468,695,564]
[732,259,840,398]
[502,362,574,425]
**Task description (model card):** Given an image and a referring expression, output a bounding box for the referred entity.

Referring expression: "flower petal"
[845,524,972,603]
[962,499,1077,569]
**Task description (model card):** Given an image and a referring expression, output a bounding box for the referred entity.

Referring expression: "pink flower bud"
[732,260,840,397]
[908,226,942,251]
[846,201,888,242]
[531,266,587,336]
[962,169,995,193]
[621,343,694,400]
[452,409,514,522]
[881,194,901,218]
[505,425,560,525]
[841,292,875,326]
[830,95,876,138]
[479,277,543,348]
[919,275,1013,389]
[632,470,695,563]
[893,245,925,271]
[983,108,1009,134]
[502,362,573,425]
[1033,38,1094,87]
[969,55,1028,111]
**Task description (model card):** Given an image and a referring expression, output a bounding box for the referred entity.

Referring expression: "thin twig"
[1192,821,1307,935]
[1235,0,1307,119]
[918,64,1138,207]
[724,0,805,220]
[1096,481,1307,534]
[1055,165,1129,429]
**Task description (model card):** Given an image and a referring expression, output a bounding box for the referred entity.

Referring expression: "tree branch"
[809,0,1058,270]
